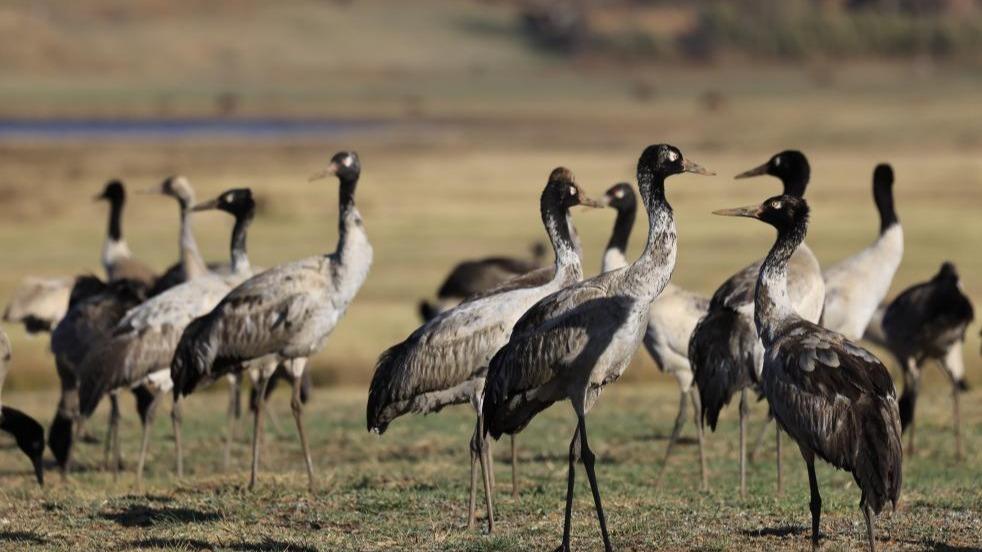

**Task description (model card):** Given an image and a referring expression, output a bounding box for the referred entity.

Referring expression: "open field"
[0,384,979,551]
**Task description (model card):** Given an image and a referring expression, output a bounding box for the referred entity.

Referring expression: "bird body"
[822,164,903,341]
[3,276,74,334]
[0,329,45,486]
[96,180,157,287]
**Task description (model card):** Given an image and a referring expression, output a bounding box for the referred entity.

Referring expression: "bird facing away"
[689,150,826,496]
[0,329,45,486]
[76,188,256,489]
[48,275,147,475]
[597,182,711,487]
[484,145,713,552]
[822,163,903,340]
[715,194,901,552]
[881,261,974,460]
[418,242,547,322]
[3,276,74,334]
[172,151,372,492]
[95,180,158,287]
[368,167,600,532]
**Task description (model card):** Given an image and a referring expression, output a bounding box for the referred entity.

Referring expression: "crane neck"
[601,198,636,273]
[781,169,809,199]
[106,194,124,243]
[542,195,581,284]
[177,195,209,280]
[229,210,254,275]
[874,176,898,235]
[754,211,807,344]
[624,169,676,301]
[335,173,367,262]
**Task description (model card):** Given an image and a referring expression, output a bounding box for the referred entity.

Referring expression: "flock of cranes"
[0,144,976,551]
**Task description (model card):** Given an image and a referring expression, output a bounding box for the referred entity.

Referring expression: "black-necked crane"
[76,188,256,489]
[596,182,711,486]
[689,150,825,496]
[484,145,713,551]
[715,194,901,552]
[880,261,974,460]
[0,328,45,486]
[822,163,903,340]
[48,276,147,475]
[3,276,74,335]
[367,167,600,532]
[172,151,371,492]
[95,180,158,288]
[418,243,547,321]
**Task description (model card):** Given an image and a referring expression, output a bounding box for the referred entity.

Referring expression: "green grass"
[0,383,979,550]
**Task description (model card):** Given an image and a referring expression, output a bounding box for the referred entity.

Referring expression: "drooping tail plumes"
[689,308,756,430]
[171,314,219,400]
[854,397,903,514]
[366,341,409,434]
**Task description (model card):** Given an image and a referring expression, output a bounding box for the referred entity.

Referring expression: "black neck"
[782,168,809,198]
[873,175,897,234]
[338,174,358,228]
[541,193,577,271]
[229,210,254,272]
[755,214,808,338]
[638,166,669,223]
[107,195,123,241]
[606,198,636,256]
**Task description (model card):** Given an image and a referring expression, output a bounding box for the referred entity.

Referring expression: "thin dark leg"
[691,388,708,491]
[555,420,581,552]
[655,390,688,488]
[172,396,184,478]
[136,391,163,492]
[477,416,495,533]
[775,424,783,495]
[511,434,519,499]
[739,388,748,498]
[804,454,822,546]
[862,501,876,552]
[105,393,120,474]
[749,414,773,463]
[290,371,315,492]
[579,415,613,552]
[467,421,479,530]
[224,374,241,471]
[249,375,270,491]
[110,394,121,481]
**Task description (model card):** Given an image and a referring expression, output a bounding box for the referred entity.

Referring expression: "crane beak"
[32,454,43,487]
[137,183,166,195]
[309,162,340,182]
[734,162,769,179]
[683,159,715,176]
[190,198,221,212]
[579,195,605,209]
[713,204,762,219]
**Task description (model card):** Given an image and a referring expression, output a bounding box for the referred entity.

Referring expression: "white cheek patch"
[225,193,234,203]
[342,154,354,168]
[667,150,678,162]
[774,156,782,167]
[615,190,624,198]
[569,186,576,196]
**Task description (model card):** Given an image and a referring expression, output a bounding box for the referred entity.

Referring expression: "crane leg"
[224,374,242,472]
[290,367,315,492]
[952,379,962,462]
[554,419,581,552]
[862,500,876,552]
[579,415,613,552]
[109,392,122,481]
[690,388,709,492]
[775,424,783,495]
[655,389,688,488]
[136,389,164,492]
[172,395,184,478]
[467,421,479,530]
[511,434,519,500]
[249,373,270,491]
[104,392,120,473]
[477,415,495,533]
[749,413,773,463]
[739,388,748,499]
[802,449,822,547]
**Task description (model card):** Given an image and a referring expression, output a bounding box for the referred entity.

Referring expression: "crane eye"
[771,200,782,209]
[666,150,679,162]
[569,186,577,196]
[773,156,782,167]
[615,190,624,199]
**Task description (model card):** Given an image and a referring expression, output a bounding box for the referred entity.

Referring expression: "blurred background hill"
[0,0,979,390]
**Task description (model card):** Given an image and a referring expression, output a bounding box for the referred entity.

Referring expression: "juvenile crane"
[96,180,158,287]
[689,150,825,495]
[368,167,600,532]
[172,151,371,492]
[597,182,710,485]
[715,195,901,552]
[822,163,903,340]
[77,188,256,488]
[0,329,45,486]
[881,261,974,459]
[484,145,713,552]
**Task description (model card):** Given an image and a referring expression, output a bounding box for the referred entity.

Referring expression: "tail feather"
[855,397,903,514]
[689,308,756,431]
[171,314,219,400]
[366,341,408,434]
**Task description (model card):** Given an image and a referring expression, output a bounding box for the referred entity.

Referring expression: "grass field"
[0,383,979,551]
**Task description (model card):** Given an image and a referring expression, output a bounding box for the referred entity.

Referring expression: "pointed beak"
[137,184,165,195]
[309,162,340,182]
[93,193,106,201]
[579,195,605,209]
[713,204,762,219]
[735,162,769,179]
[32,455,43,487]
[683,158,715,176]
[190,198,221,212]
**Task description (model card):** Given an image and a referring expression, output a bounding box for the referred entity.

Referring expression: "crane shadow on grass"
[99,505,221,527]
[0,530,46,545]
[740,525,808,538]
[130,537,318,551]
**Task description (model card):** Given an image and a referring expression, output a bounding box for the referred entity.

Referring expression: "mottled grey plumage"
[484,145,713,551]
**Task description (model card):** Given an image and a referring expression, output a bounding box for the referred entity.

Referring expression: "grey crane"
[172,151,372,492]
[0,329,45,486]
[418,243,548,321]
[689,150,825,496]
[48,275,147,475]
[3,276,74,334]
[596,182,711,486]
[484,145,713,552]
[880,261,974,460]
[715,194,901,552]
[368,167,600,532]
[77,188,256,489]
[96,180,158,288]
[822,163,903,340]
